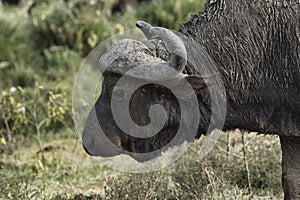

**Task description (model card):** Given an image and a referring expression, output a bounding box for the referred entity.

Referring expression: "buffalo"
[82,0,300,199]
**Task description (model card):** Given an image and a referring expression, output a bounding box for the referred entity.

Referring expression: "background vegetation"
[0,0,283,199]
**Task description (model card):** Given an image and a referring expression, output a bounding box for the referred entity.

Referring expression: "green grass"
[0,132,283,199]
[0,131,115,199]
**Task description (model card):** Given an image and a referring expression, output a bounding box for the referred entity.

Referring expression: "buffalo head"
[82,21,223,162]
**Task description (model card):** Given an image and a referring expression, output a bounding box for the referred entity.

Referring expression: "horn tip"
[136,21,152,29]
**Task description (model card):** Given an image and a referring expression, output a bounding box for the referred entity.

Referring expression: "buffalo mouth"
[82,101,193,162]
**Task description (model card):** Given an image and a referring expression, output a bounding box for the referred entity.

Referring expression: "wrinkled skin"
[83,0,300,199]
[88,70,213,161]
[96,73,182,153]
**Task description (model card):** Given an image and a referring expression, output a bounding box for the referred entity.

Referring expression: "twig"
[241,130,252,194]
[204,167,216,196]
[226,131,231,158]
[20,0,35,15]
[26,107,47,151]
[3,116,12,142]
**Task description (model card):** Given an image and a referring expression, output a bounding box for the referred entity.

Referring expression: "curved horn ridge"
[136,21,187,74]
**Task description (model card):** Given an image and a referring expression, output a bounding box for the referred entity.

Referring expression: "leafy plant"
[29,0,117,56]
[30,2,77,50]
[0,84,71,149]
[0,16,41,88]
[136,0,205,29]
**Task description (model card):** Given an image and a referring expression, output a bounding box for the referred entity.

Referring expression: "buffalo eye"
[113,88,125,102]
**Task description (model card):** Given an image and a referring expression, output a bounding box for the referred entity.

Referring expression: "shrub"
[135,0,205,29]
[0,17,41,88]
[0,84,71,148]
[29,0,118,56]
[30,1,77,51]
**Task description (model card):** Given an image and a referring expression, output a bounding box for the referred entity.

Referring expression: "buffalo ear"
[168,74,217,99]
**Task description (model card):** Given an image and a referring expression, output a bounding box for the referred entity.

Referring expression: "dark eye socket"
[112,88,125,101]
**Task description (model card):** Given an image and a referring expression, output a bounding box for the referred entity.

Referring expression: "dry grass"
[0,131,283,199]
